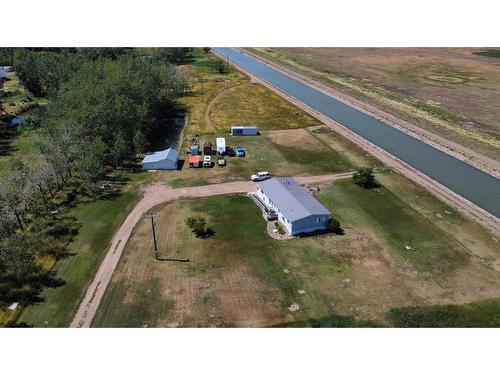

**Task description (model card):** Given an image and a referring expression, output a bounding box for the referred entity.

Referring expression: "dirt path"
[213,49,500,237]
[204,82,248,132]
[70,173,352,327]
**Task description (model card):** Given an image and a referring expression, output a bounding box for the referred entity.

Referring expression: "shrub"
[185,216,209,238]
[274,222,285,235]
[327,218,344,235]
[352,167,378,189]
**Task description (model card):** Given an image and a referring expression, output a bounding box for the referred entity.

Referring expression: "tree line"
[0,48,192,315]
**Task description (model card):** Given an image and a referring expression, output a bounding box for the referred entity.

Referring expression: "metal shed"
[216,137,226,155]
[142,148,179,170]
[231,125,258,136]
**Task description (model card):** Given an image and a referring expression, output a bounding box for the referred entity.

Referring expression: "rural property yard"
[93,176,500,327]
[157,127,357,188]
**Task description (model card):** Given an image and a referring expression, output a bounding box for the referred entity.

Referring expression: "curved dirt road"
[204,82,248,132]
[70,173,353,327]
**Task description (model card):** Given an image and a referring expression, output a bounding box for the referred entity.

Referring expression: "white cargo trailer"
[216,137,226,155]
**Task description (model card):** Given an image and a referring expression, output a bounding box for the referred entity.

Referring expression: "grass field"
[155,127,356,188]
[246,48,500,162]
[18,189,139,327]
[209,82,322,132]
[93,174,500,327]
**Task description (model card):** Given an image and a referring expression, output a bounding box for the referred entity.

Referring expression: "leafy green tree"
[215,60,229,74]
[185,216,207,237]
[75,138,107,193]
[352,167,378,189]
[133,130,148,154]
[110,131,129,167]
[0,169,27,231]
[155,48,192,63]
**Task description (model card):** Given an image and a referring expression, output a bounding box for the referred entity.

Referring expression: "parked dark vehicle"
[226,147,236,157]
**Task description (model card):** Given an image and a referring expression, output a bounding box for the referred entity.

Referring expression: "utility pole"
[144,213,159,259]
[201,79,204,103]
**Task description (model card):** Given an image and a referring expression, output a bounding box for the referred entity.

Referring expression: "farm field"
[93,176,500,327]
[155,127,357,188]
[246,48,500,162]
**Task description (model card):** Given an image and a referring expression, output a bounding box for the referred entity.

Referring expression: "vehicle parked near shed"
[236,146,245,157]
[188,155,201,168]
[217,157,226,167]
[191,143,199,155]
[203,141,212,155]
[251,171,271,181]
[203,155,213,167]
[226,147,236,157]
[216,137,226,155]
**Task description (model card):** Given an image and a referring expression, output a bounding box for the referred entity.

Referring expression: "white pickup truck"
[251,171,271,182]
[203,155,212,167]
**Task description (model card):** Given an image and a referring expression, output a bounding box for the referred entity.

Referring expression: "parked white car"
[251,171,271,181]
[203,155,212,167]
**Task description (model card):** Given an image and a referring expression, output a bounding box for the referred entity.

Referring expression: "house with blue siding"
[255,177,330,235]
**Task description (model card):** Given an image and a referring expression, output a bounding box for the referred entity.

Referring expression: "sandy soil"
[70,173,353,327]
[218,49,500,237]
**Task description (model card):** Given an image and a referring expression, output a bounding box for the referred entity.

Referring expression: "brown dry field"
[275,48,500,133]
[249,48,500,161]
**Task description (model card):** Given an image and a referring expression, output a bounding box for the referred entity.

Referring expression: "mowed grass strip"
[19,190,139,327]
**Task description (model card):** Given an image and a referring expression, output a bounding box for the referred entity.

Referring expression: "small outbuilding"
[203,141,212,155]
[188,155,201,168]
[3,66,13,72]
[0,67,5,79]
[231,125,258,136]
[142,148,179,170]
[216,137,226,155]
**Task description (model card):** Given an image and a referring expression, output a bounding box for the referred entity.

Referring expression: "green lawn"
[19,190,139,327]
[389,299,500,327]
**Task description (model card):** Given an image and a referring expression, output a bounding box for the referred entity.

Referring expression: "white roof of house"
[142,148,178,164]
[257,177,330,221]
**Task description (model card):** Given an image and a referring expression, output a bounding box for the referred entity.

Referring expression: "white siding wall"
[256,187,293,234]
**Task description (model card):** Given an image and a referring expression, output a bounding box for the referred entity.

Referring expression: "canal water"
[213,48,500,219]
